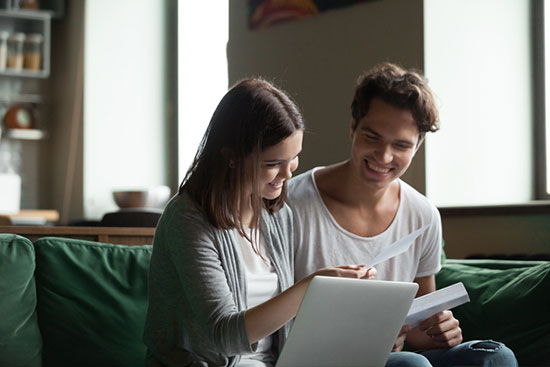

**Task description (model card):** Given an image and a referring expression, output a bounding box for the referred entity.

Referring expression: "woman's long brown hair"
[179,78,304,251]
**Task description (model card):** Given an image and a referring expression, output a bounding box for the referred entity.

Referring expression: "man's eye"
[394,144,411,150]
[265,163,280,167]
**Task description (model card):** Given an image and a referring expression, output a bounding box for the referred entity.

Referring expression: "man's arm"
[405,275,463,350]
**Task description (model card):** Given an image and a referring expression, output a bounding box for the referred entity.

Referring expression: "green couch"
[436,258,550,366]
[0,233,151,367]
[1,233,549,367]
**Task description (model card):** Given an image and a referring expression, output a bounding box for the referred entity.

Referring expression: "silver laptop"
[276,276,419,367]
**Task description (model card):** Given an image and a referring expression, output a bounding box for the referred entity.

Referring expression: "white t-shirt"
[287,167,442,283]
[237,232,279,366]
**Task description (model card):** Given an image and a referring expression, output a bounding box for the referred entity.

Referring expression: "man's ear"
[414,135,425,154]
[350,118,357,140]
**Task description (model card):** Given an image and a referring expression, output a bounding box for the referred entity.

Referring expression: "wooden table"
[0,225,156,246]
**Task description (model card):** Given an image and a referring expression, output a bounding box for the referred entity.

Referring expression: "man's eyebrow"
[362,127,415,146]
[361,127,380,136]
[396,139,415,146]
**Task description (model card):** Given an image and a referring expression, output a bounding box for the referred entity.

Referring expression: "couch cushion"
[436,260,550,366]
[0,234,42,367]
[33,237,152,367]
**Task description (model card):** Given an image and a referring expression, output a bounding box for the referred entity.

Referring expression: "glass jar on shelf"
[7,32,25,71]
[0,31,8,71]
[23,33,42,71]
[14,0,40,10]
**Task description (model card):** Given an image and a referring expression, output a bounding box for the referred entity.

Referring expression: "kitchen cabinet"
[0,7,52,143]
[0,9,51,78]
[0,91,45,140]
[0,2,63,213]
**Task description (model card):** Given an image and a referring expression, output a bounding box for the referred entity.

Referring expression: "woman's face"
[258,129,303,200]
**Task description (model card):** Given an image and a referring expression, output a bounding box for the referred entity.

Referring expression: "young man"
[288,63,517,367]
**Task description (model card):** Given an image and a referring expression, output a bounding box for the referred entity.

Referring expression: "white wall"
[178,2,228,182]
[227,0,427,191]
[83,0,166,219]
[424,0,533,206]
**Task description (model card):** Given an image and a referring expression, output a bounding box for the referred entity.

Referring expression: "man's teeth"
[368,162,390,173]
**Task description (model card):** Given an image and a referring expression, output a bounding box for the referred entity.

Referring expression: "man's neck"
[323,161,398,208]
[314,161,400,237]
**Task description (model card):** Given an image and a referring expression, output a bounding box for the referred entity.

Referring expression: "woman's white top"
[237,231,280,366]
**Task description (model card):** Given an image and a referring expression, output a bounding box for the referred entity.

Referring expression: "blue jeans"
[386,340,518,367]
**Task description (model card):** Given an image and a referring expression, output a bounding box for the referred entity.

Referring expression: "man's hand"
[392,325,411,352]
[417,310,462,348]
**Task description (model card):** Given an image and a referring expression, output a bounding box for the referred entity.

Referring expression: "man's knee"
[465,340,518,367]
[386,351,432,367]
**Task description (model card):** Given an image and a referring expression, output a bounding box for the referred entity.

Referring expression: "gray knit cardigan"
[143,193,294,367]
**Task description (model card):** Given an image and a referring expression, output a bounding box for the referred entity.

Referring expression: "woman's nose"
[281,161,295,179]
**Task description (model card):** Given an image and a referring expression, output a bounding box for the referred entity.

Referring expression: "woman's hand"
[392,325,411,352]
[244,265,376,344]
[311,265,377,280]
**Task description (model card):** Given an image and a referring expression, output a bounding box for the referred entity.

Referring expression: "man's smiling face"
[350,97,421,191]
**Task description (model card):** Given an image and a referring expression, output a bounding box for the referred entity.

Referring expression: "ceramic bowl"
[112,185,171,209]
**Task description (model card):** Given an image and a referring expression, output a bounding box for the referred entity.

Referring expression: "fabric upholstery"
[33,237,152,367]
[436,259,550,366]
[0,234,42,367]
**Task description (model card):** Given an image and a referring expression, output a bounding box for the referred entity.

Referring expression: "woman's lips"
[269,181,283,189]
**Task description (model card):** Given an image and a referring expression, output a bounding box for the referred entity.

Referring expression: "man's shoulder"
[287,167,320,199]
[399,180,439,217]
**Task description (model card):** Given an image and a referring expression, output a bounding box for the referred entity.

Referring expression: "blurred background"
[0,0,549,258]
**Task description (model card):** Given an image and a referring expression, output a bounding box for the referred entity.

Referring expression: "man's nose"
[375,145,393,163]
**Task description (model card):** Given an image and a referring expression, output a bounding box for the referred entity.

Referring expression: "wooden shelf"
[0,9,53,20]
[0,93,43,104]
[0,69,49,78]
[4,128,46,140]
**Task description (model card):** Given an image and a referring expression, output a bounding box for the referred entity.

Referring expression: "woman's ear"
[221,147,235,168]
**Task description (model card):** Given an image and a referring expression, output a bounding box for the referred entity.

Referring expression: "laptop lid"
[276,276,419,367]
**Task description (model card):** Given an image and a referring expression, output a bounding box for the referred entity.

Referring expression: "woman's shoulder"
[162,192,202,221]
[264,203,294,235]
[156,192,215,239]
[276,202,293,220]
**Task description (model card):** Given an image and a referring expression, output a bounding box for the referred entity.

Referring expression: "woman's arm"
[157,202,254,356]
[244,266,375,344]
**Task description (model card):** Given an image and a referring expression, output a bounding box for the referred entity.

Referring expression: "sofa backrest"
[436,259,550,366]
[0,234,42,367]
[33,237,152,367]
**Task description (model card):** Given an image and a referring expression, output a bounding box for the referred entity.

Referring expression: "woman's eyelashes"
[264,155,300,168]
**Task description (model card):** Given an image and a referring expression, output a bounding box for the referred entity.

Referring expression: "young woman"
[143,78,374,367]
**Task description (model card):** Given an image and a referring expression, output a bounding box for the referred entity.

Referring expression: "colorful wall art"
[248,0,375,30]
